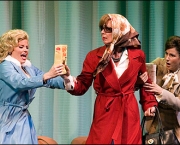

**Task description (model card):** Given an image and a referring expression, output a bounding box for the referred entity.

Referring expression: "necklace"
[112,57,121,62]
[21,66,30,78]
[112,48,125,63]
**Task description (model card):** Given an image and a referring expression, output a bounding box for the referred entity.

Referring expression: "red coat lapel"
[119,49,142,84]
[96,46,120,92]
[101,48,142,92]
[102,60,120,92]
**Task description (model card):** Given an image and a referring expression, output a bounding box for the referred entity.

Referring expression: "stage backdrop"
[0,1,179,144]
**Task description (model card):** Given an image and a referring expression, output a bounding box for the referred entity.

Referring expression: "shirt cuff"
[63,75,74,90]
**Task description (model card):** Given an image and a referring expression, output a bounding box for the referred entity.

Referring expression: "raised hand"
[61,65,71,79]
[43,64,65,82]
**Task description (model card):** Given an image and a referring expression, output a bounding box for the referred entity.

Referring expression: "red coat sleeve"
[67,50,97,95]
[138,51,158,111]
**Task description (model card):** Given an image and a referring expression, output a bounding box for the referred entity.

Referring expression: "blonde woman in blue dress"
[0,29,65,144]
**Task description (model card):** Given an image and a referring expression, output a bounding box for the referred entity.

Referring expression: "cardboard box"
[54,45,67,74]
[146,63,156,83]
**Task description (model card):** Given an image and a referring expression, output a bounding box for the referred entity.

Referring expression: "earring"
[8,52,12,55]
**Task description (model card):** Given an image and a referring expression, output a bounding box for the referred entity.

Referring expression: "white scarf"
[4,55,31,67]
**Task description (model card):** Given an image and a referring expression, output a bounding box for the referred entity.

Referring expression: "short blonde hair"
[99,14,111,29]
[0,29,29,63]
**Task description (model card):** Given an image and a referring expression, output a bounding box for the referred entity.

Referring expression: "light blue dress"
[0,56,65,144]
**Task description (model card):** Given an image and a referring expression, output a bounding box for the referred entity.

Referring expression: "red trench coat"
[68,46,158,144]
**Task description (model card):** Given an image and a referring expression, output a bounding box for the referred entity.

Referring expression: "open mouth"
[166,62,170,67]
[21,54,27,60]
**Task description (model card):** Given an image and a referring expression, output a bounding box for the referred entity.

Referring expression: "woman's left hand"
[144,106,156,116]
[143,82,163,95]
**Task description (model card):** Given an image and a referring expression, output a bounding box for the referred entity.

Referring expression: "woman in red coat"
[63,14,157,144]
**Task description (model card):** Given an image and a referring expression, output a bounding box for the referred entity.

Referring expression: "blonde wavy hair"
[0,29,29,63]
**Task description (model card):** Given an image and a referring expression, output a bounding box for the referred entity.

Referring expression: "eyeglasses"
[100,24,112,33]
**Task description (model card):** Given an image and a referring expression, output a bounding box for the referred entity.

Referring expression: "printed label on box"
[54,45,67,74]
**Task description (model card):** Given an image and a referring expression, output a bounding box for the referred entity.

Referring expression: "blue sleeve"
[46,76,65,89]
[0,61,44,91]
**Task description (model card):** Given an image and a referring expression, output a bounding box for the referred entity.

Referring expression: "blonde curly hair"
[0,29,29,63]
